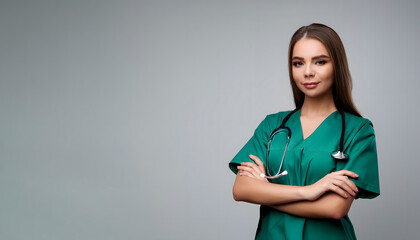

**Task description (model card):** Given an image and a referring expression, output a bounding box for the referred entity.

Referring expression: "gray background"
[1,0,419,239]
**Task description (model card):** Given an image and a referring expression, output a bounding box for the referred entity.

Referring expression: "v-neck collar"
[297,109,339,142]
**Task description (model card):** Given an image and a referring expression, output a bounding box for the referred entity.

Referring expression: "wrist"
[298,186,309,201]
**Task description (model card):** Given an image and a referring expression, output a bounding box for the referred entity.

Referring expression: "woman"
[229,23,380,240]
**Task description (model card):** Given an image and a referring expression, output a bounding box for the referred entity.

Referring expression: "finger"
[239,170,256,179]
[328,175,358,191]
[241,162,262,176]
[237,165,256,174]
[332,179,357,197]
[333,170,359,179]
[249,154,266,173]
[239,164,260,178]
[329,185,349,199]
[335,176,358,192]
[327,175,358,195]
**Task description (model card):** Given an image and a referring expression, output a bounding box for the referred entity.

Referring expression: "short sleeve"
[337,120,380,199]
[228,116,271,175]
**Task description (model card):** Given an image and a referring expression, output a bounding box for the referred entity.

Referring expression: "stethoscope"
[260,108,348,179]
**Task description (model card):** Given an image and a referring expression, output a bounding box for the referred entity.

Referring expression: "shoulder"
[253,110,294,134]
[264,110,294,127]
[343,111,376,140]
[344,112,374,128]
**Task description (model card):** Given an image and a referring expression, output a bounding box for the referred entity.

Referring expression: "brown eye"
[292,61,303,67]
[316,60,326,65]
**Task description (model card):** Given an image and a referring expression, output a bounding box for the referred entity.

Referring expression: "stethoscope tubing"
[266,132,290,179]
[264,108,347,179]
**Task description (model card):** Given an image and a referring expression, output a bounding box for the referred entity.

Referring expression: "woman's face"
[291,38,334,100]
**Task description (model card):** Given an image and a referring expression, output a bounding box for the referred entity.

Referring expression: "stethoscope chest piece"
[331,150,349,160]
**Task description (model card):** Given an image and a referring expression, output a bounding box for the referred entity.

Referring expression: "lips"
[303,82,319,89]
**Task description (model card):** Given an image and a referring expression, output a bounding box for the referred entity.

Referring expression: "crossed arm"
[233,155,358,220]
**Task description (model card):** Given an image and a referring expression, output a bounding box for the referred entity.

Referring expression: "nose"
[304,64,315,78]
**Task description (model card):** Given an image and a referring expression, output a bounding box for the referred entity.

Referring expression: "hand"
[303,170,359,201]
[237,154,268,182]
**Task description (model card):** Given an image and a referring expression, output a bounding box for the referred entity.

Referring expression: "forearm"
[233,157,358,209]
[269,192,354,220]
[233,174,306,205]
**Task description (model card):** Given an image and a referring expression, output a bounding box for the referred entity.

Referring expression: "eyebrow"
[292,55,330,60]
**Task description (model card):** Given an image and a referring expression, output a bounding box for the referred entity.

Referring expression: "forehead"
[292,38,329,57]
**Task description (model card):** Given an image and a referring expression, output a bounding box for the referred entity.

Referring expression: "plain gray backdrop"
[1,0,419,239]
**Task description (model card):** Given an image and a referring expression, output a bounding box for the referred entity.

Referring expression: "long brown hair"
[288,23,362,117]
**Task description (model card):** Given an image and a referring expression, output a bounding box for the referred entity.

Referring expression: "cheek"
[318,67,334,86]
[324,65,334,81]
[292,76,301,89]
[292,69,301,82]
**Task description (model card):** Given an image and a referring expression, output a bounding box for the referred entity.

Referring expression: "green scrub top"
[229,110,380,240]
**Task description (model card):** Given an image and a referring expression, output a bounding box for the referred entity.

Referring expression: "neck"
[300,92,337,117]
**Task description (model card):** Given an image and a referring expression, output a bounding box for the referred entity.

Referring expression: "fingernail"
[239,173,243,175]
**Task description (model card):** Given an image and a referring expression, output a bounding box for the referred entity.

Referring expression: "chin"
[304,91,331,100]
[299,87,332,100]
